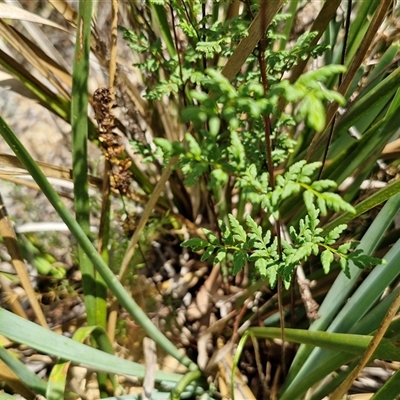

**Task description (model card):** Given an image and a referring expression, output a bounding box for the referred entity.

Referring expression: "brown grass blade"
[47,0,78,28]
[221,0,286,81]
[287,0,343,84]
[0,2,68,32]
[0,153,102,188]
[0,21,71,98]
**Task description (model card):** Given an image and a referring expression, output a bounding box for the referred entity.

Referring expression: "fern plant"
[120,10,392,396]
[1,0,399,399]
[176,69,382,288]
[123,24,381,287]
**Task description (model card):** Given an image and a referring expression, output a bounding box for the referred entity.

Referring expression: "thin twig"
[118,157,178,282]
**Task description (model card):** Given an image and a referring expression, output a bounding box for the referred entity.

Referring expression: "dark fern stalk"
[169,0,186,108]
[258,0,287,374]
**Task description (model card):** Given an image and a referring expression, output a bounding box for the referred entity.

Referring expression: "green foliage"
[267,31,331,76]
[126,8,382,289]
[277,65,346,131]
[155,64,345,195]
[182,204,382,288]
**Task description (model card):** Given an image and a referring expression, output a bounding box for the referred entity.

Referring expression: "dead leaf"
[0,3,69,32]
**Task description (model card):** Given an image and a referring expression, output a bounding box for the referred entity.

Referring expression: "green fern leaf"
[228,214,247,243]
[233,251,247,274]
[321,249,334,273]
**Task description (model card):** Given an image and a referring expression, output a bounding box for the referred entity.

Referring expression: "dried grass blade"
[287,0,342,84]
[47,0,77,28]
[3,0,70,71]
[0,21,70,98]
[118,156,178,281]
[221,0,286,81]
[0,3,68,32]
[0,153,102,188]
[0,49,69,120]
[0,192,48,328]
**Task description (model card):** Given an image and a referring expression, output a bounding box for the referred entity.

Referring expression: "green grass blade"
[345,0,380,65]
[0,48,69,120]
[46,361,70,400]
[334,66,400,138]
[0,308,182,383]
[371,369,400,400]
[0,345,47,395]
[70,0,104,328]
[298,356,359,400]
[310,66,400,165]
[241,324,400,399]
[0,115,197,371]
[327,100,400,185]
[73,325,117,395]
[326,240,400,336]
[150,3,176,57]
[248,327,400,360]
[45,325,119,399]
[170,370,203,400]
[322,178,400,234]
[282,237,400,398]
[278,0,299,50]
[363,42,400,90]
[299,288,400,399]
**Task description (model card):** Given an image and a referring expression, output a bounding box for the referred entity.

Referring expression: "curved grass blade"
[0,308,182,383]
[46,361,70,400]
[170,370,203,400]
[47,325,117,399]
[0,3,68,32]
[0,345,47,395]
